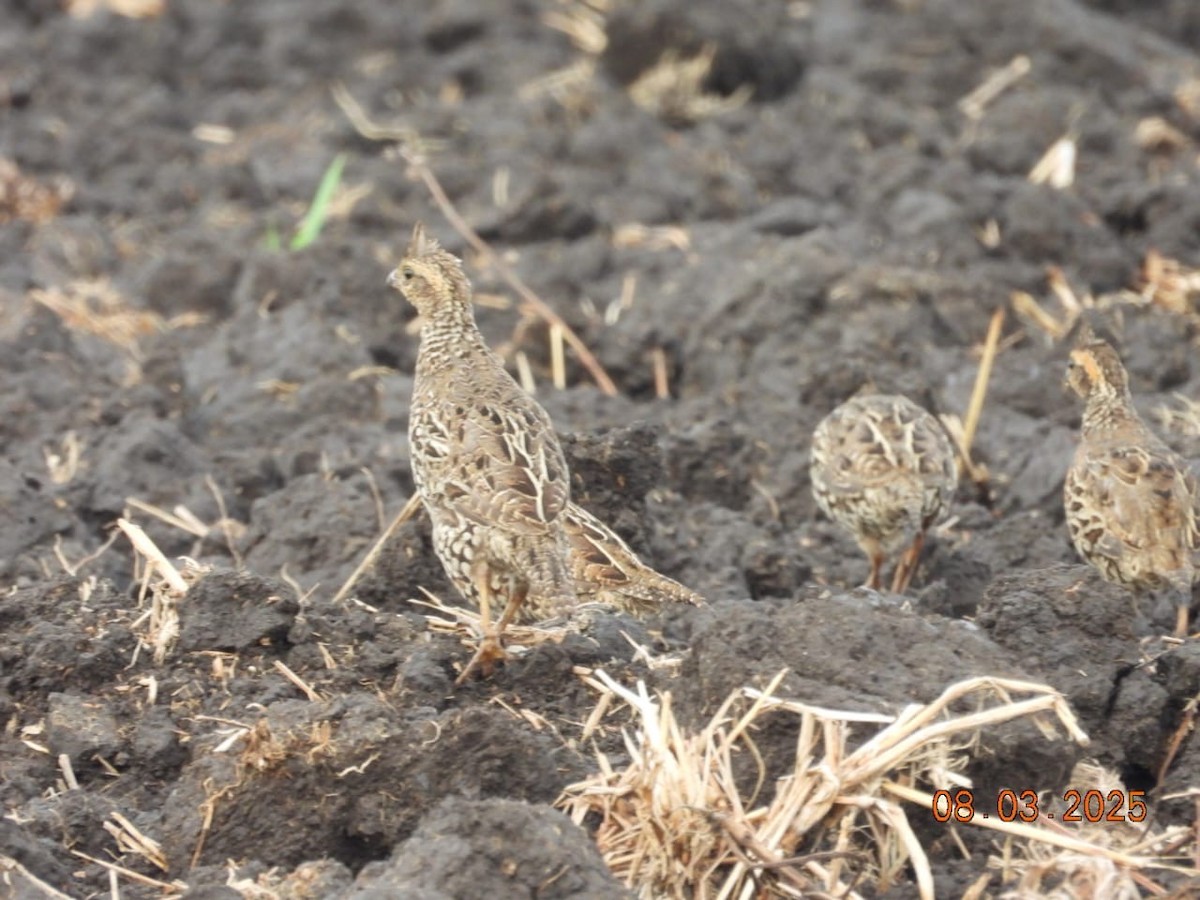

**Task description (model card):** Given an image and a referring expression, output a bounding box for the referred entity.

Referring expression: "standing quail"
[1064,337,1198,637]
[389,224,703,682]
[810,393,958,594]
[391,224,576,683]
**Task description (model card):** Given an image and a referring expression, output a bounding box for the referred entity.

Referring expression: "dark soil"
[2,0,1200,897]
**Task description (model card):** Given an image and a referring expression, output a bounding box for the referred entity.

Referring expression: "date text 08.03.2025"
[931,788,1147,824]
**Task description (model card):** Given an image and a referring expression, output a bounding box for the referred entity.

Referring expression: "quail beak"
[386,269,401,290]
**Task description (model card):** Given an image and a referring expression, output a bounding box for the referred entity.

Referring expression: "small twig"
[550,321,567,390]
[117,518,188,595]
[401,148,619,396]
[1047,265,1085,315]
[651,346,670,400]
[273,660,323,702]
[52,528,121,577]
[125,497,208,538]
[580,689,613,743]
[605,273,638,325]
[1011,290,1069,339]
[58,753,78,790]
[0,856,76,899]
[960,306,1005,481]
[104,811,168,872]
[359,467,387,534]
[331,81,422,144]
[191,781,236,869]
[204,475,243,568]
[70,850,187,892]
[1156,690,1200,786]
[331,493,423,605]
[958,55,1032,120]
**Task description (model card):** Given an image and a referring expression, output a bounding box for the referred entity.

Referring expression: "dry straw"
[558,670,1196,898]
[117,518,203,664]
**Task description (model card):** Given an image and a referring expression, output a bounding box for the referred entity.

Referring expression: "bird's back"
[812,394,956,549]
[410,320,577,612]
[1066,426,1198,592]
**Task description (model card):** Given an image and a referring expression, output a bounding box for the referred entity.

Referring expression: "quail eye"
[402,266,415,281]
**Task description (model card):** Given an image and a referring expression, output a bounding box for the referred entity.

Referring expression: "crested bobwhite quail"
[390,224,703,682]
[1064,337,1198,637]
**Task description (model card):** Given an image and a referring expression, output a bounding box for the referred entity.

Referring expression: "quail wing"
[413,389,571,535]
[1068,440,1197,588]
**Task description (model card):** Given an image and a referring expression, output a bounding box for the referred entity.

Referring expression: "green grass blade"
[290,153,347,251]
[263,220,283,252]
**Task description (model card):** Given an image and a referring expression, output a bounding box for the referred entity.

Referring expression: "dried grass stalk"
[66,0,164,18]
[399,148,619,396]
[0,855,76,899]
[950,306,1005,487]
[554,671,1197,899]
[331,493,423,605]
[1138,249,1200,316]
[103,811,169,872]
[1010,290,1071,340]
[628,44,752,124]
[982,762,1195,896]
[958,55,1032,120]
[1028,136,1077,189]
[31,279,203,357]
[118,519,206,663]
[0,157,71,224]
[412,589,598,661]
[613,223,691,252]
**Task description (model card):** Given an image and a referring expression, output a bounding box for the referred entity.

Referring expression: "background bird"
[810,393,958,594]
[1063,336,1198,637]
[390,224,702,682]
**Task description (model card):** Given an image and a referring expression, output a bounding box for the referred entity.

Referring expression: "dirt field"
[2,0,1200,897]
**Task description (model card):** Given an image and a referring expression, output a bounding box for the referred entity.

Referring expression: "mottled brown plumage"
[563,503,704,613]
[389,224,703,681]
[1063,338,1198,637]
[810,393,958,594]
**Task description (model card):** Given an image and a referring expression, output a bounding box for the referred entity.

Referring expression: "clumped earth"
[2,0,1200,897]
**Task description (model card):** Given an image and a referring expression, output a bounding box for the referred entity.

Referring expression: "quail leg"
[455,575,496,685]
[455,579,529,685]
[891,530,927,595]
[493,581,528,637]
[862,539,884,591]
